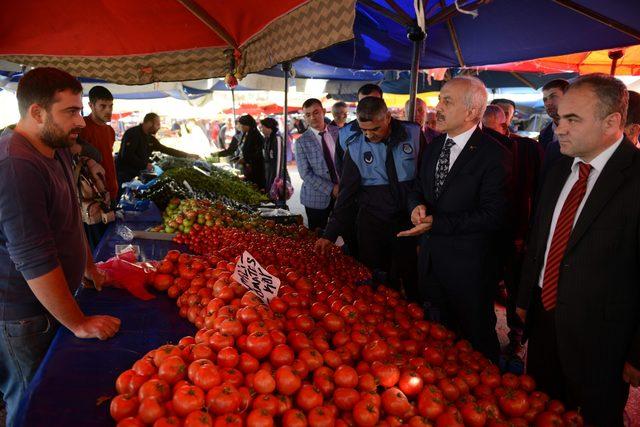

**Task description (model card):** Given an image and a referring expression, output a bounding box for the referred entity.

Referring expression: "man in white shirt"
[517,73,640,425]
[401,76,512,362]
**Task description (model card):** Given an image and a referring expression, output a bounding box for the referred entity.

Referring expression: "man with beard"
[0,68,121,426]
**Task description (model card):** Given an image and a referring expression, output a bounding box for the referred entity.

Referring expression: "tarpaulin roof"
[0,0,356,84]
[310,0,640,70]
[478,44,640,76]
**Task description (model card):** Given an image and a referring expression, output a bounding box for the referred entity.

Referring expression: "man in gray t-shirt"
[0,68,120,426]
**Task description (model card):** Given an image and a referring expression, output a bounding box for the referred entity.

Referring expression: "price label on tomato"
[232,251,281,304]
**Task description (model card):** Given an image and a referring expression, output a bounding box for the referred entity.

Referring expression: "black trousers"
[83,221,108,251]
[420,252,500,363]
[527,295,629,426]
[305,199,335,232]
[356,210,419,302]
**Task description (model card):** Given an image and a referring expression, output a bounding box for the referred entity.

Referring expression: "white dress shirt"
[309,126,336,163]
[445,125,477,171]
[537,136,623,288]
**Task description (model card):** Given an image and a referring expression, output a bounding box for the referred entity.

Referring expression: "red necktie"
[541,162,592,310]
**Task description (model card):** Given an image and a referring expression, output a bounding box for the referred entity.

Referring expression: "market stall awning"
[0,0,356,84]
[310,0,640,70]
[476,44,640,76]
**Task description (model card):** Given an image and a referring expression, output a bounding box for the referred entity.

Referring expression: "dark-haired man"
[625,90,640,147]
[491,98,517,130]
[116,113,197,188]
[518,74,640,425]
[0,68,121,426]
[316,97,423,300]
[296,99,340,231]
[330,101,348,128]
[80,86,118,203]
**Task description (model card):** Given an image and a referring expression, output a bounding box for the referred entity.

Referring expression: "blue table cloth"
[14,209,194,427]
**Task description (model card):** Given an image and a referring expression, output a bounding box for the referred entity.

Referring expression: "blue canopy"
[310,0,640,70]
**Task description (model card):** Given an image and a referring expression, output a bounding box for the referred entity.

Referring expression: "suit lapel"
[439,128,483,196]
[565,139,635,253]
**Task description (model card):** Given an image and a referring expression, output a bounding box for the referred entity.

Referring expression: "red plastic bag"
[96,249,157,300]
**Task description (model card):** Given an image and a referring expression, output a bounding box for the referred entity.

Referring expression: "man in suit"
[295,98,340,231]
[625,90,640,147]
[400,76,512,362]
[405,97,441,145]
[490,98,516,132]
[538,80,570,181]
[316,97,422,299]
[517,74,640,425]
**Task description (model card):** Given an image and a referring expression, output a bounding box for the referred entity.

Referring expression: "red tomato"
[205,385,241,415]
[352,400,380,427]
[172,385,205,417]
[110,394,139,422]
[380,387,412,417]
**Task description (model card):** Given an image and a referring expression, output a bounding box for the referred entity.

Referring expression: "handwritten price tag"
[232,251,281,304]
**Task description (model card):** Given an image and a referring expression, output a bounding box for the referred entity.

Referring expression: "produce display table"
[14,208,194,427]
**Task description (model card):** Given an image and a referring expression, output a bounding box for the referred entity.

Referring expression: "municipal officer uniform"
[324,118,423,298]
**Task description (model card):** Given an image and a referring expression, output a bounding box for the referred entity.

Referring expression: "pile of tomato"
[110,244,582,427]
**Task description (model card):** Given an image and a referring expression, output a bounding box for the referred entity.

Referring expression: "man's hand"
[411,205,428,226]
[623,362,640,387]
[332,184,339,198]
[71,315,121,341]
[516,308,527,324]
[397,219,432,237]
[315,238,333,256]
[84,266,107,291]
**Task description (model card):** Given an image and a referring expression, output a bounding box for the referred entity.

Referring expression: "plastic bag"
[96,247,157,300]
[269,176,294,201]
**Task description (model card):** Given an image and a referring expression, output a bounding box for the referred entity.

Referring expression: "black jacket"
[408,128,512,283]
[518,138,640,384]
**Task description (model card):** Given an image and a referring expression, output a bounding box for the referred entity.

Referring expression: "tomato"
[217,346,239,368]
[308,406,336,427]
[246,331,274,359]
[334,365,359,388]
[333,387,360,411]
[435,410,464,427]
[191,363,222,390]
[116,417,145,427]
[381,387,411,417]
[535,411,565,426]
[501,373,519,389]
[270,344,295,367]
[519,374,536,392]
[295,384,324,411]
[212,413,243,427]
[154,345,183,367]
[372,363,400,388]
[110,394,139,422]
[246,408,275,427]
[282,409,308,427]
[498,389,530,418]
[352,400,380,427]
[417,387,445,420]
[158,356,187,384]
[546,400,565,414]
[172,385,205,417]
[206,385,241,415]
[139,379,171,402]
[252,393,279,416]
[137,397,166,424]
[275,366,302,396]
[361,340,389,362]
[153,416,181,427]
[563,410,584,426]
[460,402,487,427]
[116,370,147,395]
[253,369,276,394]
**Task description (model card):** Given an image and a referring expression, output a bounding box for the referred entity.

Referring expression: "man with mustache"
[0,68,121,426]
[400,76,512,362]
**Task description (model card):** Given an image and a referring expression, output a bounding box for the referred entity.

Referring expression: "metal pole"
[407,25,426,123]
[279,61,292,209]
[609,50,624,76]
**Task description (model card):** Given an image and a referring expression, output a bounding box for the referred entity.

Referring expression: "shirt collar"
[572,135,623,173]
[309,125,326,139]
[446,124,477,150]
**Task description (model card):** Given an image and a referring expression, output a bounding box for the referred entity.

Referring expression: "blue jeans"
[0,313,57,427]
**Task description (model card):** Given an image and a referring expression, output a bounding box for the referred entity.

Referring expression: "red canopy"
[0,0,356,84]
[261,104,301,115]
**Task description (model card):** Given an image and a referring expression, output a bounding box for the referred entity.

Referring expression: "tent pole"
[279,61,292,209]
[407,26,426,123]
[231,88,237,124]
[608,50,624,76]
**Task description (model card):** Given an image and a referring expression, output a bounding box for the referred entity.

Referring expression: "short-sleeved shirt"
[0,131,86,320]
[80,116,117,201]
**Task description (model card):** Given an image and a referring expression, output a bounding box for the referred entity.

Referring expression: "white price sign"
[232,251,281,304]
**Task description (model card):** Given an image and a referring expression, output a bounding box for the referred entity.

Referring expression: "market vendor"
[315,96,423,300]
[0,67,121,427]
[116,113,198,188]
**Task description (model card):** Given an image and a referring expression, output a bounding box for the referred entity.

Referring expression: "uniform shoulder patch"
[402,143,413,154]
